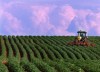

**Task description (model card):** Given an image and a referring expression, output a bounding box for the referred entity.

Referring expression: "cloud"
[60,5,75,28]
[32,5,55,24]
[55,5,76,35]
[31,5,56,35]
[5,12,22,32]
[74,9,100,35]
[53,27,75,36]
[31,5,75,36]
[88,12,100,35]
[74,10,92,32]
[1,0,100,36]
[0,8,3,20]
[31,5,50,24]
[2,11,24,35]
[0,1,24,35]
[56,5,100,35]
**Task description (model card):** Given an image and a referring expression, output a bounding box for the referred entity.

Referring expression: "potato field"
[0,36,100,72]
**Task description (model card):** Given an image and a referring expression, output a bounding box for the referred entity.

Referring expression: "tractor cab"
[76,30,87,41]
[77,30,87,38]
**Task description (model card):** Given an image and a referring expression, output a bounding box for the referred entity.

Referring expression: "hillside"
[0,36,100,72]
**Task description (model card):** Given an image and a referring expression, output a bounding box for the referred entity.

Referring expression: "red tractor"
[67,30,95,47]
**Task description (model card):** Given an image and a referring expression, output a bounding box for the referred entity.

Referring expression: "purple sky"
[0,0,100,36]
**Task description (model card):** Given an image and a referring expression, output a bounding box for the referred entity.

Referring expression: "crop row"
[0,36,100,72]
[1,36,100,61]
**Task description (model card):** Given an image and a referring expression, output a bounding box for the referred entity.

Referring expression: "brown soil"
[2,60,7,64]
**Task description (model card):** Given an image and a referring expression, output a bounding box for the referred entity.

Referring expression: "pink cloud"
[76,9,91,18]
[90,12,100,34]
[59,5,76,29]
[74,9,92,31]
[1,1,100,36]
[31,5,56,34]
[4,12,21,28]
[53,27,75,36]
[0,1,24,11]
[0,2,24,35]
[0,8,3,20]
[31,5,56,24]
[56,5,100,35]
[3,11,24,35]
[52,5,76,36]
[74,9,100,35]
[30,4,100,36]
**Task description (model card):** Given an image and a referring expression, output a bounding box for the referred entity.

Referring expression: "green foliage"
[6,58,24,72]
[44,59,71,72]
[20,59,40,72]
[0,36,7,58]
[39,44,56,60]
[69,60,100,72]
[0,62,8,72]
[31,58,57,72]
[34,44,49,59]
[9,36,20,60]
[3,36,13,58]
[0,36,100,72]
